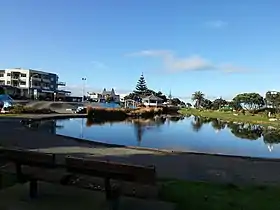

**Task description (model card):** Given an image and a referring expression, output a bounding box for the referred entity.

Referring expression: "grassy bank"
[180,108,280,126]
[160,179,280,210]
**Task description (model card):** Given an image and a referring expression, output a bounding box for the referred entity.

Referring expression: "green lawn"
[180,108,280,127]
[159,180,280,210]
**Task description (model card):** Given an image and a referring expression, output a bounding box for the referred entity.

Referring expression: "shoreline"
[179,108,280,127]
[3,118,280,186]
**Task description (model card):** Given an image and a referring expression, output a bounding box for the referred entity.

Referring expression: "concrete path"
[0,182,175,210]
[2,119,280,185]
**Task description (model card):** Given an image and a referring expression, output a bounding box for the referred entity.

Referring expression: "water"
[42,116,280,158]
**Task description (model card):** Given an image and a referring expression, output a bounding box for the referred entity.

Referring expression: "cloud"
[90,60,107,69]
[128,50,247,73]
[205,20,228,28]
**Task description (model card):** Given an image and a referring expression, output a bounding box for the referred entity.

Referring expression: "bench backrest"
[0,148,56,168]
[65,156,156,185]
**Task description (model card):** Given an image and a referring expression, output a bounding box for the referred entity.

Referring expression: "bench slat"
[0,148,56,168]
[65,156,156,185]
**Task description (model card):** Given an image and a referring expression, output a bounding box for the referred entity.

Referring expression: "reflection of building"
[87,88,120,103]
[0,68,69,99]
[142,94,163,107]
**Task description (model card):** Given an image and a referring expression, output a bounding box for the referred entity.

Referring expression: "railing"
[57,81,66,86]
[42,78,50,83]
[31,77,41,81]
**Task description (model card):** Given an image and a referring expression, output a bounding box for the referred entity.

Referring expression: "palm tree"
[192,91,205,108]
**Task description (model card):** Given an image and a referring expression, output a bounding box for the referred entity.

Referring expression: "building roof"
[142,94,164,101]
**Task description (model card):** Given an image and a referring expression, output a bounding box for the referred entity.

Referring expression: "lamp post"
[29,73,39,99]
[82,77,86,102]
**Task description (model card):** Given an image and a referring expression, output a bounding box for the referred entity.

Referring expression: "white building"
[87,88,120,103]
[0,68,67,99]
[142,94,164,107]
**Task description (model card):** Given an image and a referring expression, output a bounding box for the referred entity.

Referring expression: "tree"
[265,91,280,112]
[232,93,265,111]
[124,92,141,102]
[134,74,148,96]
[171,98,181,106]
[186,103,192,108]
[192,91,205,108]
[228,100,242,111]
[105,95,114,103]
[200,98,212,109]
[212,98,228,110]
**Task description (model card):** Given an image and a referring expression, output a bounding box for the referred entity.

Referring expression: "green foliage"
[265,91,280,112]
[233,93,265,110]
[8,105,53,114]
[105,96,114,103]
[134,73,148,96]
[192,91,205,108]
[200,98,212,109]
[212,98,228,110]
[0,87,5,95]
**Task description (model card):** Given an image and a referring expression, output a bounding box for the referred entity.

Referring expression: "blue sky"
[1,0,280,101]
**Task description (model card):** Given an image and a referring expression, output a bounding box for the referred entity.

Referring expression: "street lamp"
[29,73,39,99]
[82,77,86,102]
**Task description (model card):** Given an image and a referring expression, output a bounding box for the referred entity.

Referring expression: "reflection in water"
[85,116,184,146]
[211,119,226,131]
[191,116,212,132]
[132,116,171,146]
[227,123,263,140]
[190,117,280,151]
[28,115,280,158]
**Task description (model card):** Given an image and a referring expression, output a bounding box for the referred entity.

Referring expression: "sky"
[1,0,280,101]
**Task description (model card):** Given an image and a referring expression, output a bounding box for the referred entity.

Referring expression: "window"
[20,81,26,85]
[7,81,10,84]
[0,80,5,85]
[21,74,26,77]
[0,73,4,77]
[51,77,54,81]
[7,73,11,76]
[50,85,54,89]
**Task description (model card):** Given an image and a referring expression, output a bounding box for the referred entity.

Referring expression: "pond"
[38,115,280,158]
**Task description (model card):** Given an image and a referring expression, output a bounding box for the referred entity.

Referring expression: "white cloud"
[127,50,247,73]
[205,20,228,28]
[165,55,214,72]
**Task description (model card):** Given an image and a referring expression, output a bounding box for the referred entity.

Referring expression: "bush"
[8,105,54,114]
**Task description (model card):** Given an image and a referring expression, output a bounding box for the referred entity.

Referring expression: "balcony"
[57,81,66,86]
[31,77,41,82]
[42,78,50,83]
[11,77,20,80]
[42,86,50,90]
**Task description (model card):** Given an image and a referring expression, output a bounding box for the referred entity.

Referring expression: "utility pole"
[82,77,86,102]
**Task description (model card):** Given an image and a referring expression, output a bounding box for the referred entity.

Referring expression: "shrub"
[8,105,54,114]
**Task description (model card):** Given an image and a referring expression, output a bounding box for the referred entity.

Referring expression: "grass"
[159,179,280,210]
[179,108,280,127]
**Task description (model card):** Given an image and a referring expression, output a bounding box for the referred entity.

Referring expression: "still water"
[49,116,280,158]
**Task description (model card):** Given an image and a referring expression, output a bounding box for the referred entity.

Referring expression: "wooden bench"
[65,156,156,209]
[0,148,56,198]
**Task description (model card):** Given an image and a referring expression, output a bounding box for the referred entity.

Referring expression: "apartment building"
[0,68,68,99]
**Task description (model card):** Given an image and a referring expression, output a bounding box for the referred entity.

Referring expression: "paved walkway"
[0,182,175,210]
[2,119,280,185]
